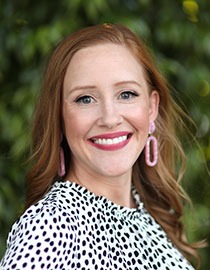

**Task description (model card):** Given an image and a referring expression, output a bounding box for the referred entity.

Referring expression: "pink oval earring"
[145,122,158,167]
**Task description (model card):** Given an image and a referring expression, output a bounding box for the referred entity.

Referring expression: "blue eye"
[75,95,94,104]
[120,91,139,100]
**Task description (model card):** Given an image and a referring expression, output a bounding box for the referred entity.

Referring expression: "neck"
[65,168,136,208]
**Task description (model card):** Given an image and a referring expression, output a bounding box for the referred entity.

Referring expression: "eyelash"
[75,95,94,104]
[74,90,139,104]
[119,90,139,99]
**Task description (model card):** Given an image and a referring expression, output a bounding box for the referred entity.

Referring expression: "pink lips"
[88,131,132,151]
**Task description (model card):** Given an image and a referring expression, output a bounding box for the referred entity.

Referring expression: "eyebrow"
[114,80,142,88]
[67,85,96,95]
[67,80,142,95]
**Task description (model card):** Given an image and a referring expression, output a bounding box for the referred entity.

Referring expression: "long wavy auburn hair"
[26,24,203,266]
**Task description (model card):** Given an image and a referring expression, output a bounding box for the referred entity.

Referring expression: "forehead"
[70,43,139,64]
[65,44,145,82]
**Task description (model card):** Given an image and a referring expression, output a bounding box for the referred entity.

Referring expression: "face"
[62,43,159,181]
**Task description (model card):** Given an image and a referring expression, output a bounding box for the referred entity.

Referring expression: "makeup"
[88,131,132,151]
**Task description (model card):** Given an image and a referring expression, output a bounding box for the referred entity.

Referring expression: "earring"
[58,135,66,177]
[145,122,158,167]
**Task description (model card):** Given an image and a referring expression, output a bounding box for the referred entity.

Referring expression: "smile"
[92,135,127,145]
[88,132,132,151]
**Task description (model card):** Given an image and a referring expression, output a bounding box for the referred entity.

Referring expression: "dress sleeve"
[0,204,77,269]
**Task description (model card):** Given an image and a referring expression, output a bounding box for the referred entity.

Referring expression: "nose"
[97,100,123,129]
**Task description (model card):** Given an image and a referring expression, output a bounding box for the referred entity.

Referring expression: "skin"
[62,43,159,208]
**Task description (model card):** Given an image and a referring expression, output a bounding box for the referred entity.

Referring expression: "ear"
[149,90,159,122]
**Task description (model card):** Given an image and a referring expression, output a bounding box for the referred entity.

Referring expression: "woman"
[0,24,201,269]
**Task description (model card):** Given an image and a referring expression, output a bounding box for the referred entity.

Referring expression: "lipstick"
[88,131,132,151]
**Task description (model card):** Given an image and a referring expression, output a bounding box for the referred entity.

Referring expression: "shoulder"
[0,182,77,269]
[9,181,76,238]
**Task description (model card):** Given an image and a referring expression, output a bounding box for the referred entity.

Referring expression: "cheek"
[126,106,150,132]
[63,110,93,142]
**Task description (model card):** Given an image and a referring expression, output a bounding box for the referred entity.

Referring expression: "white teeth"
[93,135,127,145]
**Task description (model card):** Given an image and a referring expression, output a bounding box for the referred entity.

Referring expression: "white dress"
[0,181,194,270]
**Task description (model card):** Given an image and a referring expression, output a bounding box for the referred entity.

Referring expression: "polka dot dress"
[0,181,194,269]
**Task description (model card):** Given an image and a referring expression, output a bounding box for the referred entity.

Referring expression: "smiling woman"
[62,43,158,182]
[0,24,204,270]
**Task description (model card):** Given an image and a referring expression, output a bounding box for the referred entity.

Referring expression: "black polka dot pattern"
[0,181,194,269]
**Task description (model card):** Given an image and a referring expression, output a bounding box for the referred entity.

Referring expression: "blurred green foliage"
[0,0,209,268]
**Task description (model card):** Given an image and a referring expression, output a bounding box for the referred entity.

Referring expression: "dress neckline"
[54,180,144,220]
